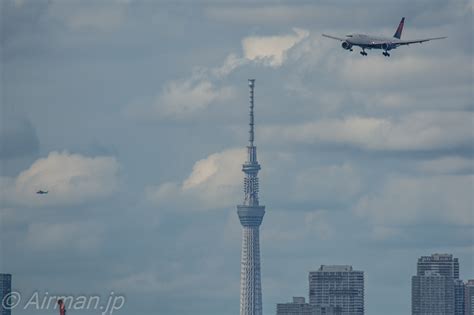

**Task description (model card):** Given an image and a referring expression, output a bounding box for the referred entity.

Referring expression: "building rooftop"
[419,253,455,261]
[316,265,354,272]
[292,297,306,304]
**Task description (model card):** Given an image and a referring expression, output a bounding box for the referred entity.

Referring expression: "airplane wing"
[396,37,447,45]
[322,34,346,41]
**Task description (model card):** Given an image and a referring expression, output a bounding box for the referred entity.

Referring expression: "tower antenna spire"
[248,79,255,147]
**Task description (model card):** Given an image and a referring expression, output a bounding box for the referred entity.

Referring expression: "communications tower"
[237,79,265,315]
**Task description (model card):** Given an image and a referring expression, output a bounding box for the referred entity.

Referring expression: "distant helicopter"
[36,190,48,194]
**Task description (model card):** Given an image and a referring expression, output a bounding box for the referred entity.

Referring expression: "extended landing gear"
[383,51,391,57]
[360,50,367,56]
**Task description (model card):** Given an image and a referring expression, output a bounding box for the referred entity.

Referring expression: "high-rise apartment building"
[309,265,364,315]
[412,270,455,314]
[412,253,464,315]
[277,297,316,315]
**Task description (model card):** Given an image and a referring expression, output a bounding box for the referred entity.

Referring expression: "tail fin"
[393,17,405,39]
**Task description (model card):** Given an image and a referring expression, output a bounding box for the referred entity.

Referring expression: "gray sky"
[1,1,473,314]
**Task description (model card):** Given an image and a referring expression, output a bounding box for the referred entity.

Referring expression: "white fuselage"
[345,34,401,50]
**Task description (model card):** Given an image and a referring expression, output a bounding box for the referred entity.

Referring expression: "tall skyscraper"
[465,280,474,315]
[308,265,364,315]
[412,253,462,315]
[238,79,265,315]
[0,274,12,315]
[412,270,455,314]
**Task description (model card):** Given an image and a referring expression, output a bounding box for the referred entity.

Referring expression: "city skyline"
[1,1,473,315]
[3,257,473,315]
[275,255,474,315]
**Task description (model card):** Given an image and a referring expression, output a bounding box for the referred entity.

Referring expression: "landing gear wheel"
[383,51,391,57]
[360,51,367,56]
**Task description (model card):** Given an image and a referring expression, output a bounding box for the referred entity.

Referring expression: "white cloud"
[0,151,120,207]
[146,148,245,211]
[211,53,248,77]
[124,74,235,120]
[354,174,474,227]
[149,28,310,118]
[260,111,473,151]
[158,78,235,119]
[124,28,309,121]
[242,28,309,67]
[48,0,130,32]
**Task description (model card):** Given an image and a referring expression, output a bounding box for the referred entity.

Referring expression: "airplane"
[322,17,446,57]
[36,190,48,194]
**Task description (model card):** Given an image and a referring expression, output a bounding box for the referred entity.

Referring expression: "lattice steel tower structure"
[237,79,265,315]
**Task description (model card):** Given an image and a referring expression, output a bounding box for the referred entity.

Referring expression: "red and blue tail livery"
[393,17,405,39]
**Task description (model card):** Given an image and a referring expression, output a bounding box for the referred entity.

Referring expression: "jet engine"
[382,43,394,51]
[341,41,352,50]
